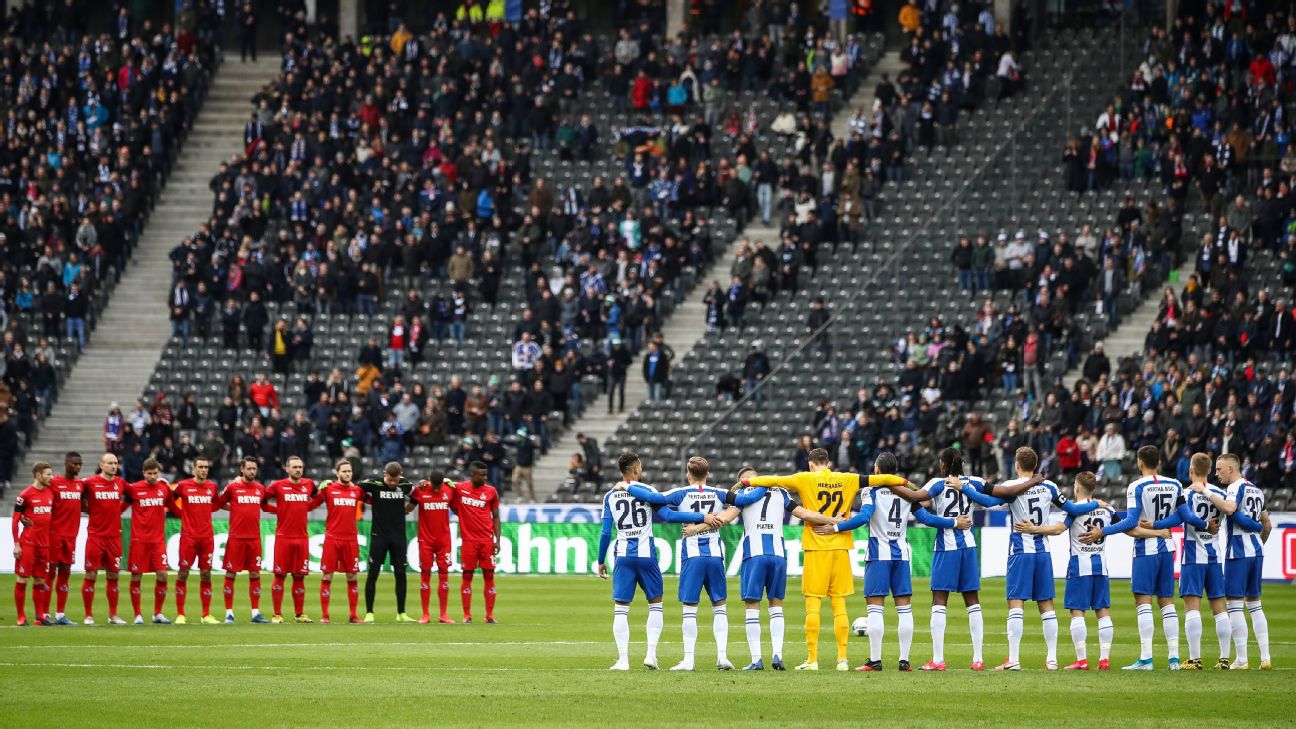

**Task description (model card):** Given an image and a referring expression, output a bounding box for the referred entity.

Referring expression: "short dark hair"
[142,458,160,472]
[938,448,963,477]
[874,451,898,475]
[32,461,51,477]
[385,461,403,477]
[737,466,757,480]
[65,451,81,461]
[1136,445,1160,470]
[1015,447,1039,474]
[807,448,830,466]
[469,461,488,472]
[618,451,641,476]
[241,455,258,467]
[427,469,445,485]
[686,456,709,480]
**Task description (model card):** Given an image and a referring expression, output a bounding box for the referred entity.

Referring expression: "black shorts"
[367,531,408,571]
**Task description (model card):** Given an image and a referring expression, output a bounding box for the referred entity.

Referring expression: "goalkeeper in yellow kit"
[741,448,912,671]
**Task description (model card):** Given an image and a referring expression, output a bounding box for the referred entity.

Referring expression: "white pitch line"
[0,662,606,672]
[7,640,599,650]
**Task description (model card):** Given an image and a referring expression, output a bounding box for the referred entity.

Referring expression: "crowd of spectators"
[0,2,220,488]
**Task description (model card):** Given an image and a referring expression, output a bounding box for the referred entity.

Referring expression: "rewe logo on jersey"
[188,495,213,504]
[282,493,311,502]
[333,497,357,507]
[57,491,81,499]
[422,502,449,511]
[31,505,53,515]
[235,495,261,505]
[461,496,487,508]
[138,498,166,508]
[379,490,403,500]
[94,490,121,500]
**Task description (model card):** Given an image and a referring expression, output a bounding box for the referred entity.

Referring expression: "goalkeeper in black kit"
[360,461,415,623]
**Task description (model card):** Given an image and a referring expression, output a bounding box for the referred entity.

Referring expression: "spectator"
[743,340,771,409]
[643,341,669,402]
[1095,422,1126,480]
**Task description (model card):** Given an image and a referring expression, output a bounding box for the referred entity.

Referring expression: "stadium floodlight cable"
[673,70,1079,468]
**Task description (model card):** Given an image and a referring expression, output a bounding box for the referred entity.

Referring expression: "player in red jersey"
[123,458,172,624]
[407,472,456,624]
[169,455,221,624]
[48,452,84,624]
[264,455,317,623]
[12,462,56,626]
[454,461,501,624]
[217,456,269,623]
[310,460,368,623]
[82,452,129,624]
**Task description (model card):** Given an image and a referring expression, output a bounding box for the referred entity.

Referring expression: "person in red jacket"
[249,372,280,417]
[631,69,653,111]
[1057,430,1083,475]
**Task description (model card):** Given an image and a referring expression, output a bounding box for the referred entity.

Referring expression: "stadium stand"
[0,2,223,490]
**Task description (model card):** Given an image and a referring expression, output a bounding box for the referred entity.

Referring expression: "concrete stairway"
[17,58,282,489]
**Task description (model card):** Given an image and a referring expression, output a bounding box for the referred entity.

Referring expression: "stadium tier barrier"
[4,511,1294,581]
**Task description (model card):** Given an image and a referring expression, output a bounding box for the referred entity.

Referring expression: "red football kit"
[219,479,266,572]
[311,481,366,574]
[82,475,127,572]
[170,479,219,570]
[410,482,454,572]
[48,475,84,565]
[454,480,499,571]
[123,480,171,574]
[265,478,316,576]
[13,485,55,579]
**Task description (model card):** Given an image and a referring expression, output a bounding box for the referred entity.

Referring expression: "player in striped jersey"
[878,448,988,671]
[599,452,712,671]
[1191,453,1272,670]
[623,456,733,671]
[818,452,968,672]
[956,447,1099,670]
[1082,446,1182,670]
[1143,453,1228,669]
[682,467,838,671]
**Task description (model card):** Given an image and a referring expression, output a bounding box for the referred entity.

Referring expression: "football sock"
[1228,600,1248,665]
[1136,604,1154,660]
[1042,610,1058,664]
[419,573,432,615]
[967,604,984,664]
[153,579,167,616]
[681,605,698,663]
[1007,608,1024,664]
[613,605,630,663]
[223,576,235,612]
[745,608,762,663]
[831,596,850,663]
[54,565,71,615]
[1185,610,1202,661]
[804,596,821,664]
[1097,615,1114,660]
[319,580,332,619]
[200,577,213,616]
[461,572,474,618]
[346,581,359,618]
[1214,611,1232,659]
[769,606,785,659]
[393,569,408,614]
[175,578,188,616]
[14,582,27,621]
[272,575,286,615]
[34,582,50,617]
[483,571,496,617]
[897,605,914,662]
[105,577,120,616]
[712,605,729,663]
[364,569,379,613]
[867,604,884,663]
[646,604,663,663]
[130,580,143,617]
[249,576,262,613]
[291,575,305,616]
[81,577,95,617]
[1247,601,1270,662]
[437,569,450,617]
[1070,615,1087,661]
[1161,604,1179,660]
[930,605,948,664]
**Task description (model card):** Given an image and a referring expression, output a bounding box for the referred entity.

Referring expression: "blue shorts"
[1131,552,1175,597]
[1225,556,1263,598]
[611,556,663,603]
[1179,562,1225,600]
[740,555,787,601]
[679,557,727,604]
[864,560,912,598]
[1006,552,1055,602]
[930,548,980,594]
[1063,574,1111,612]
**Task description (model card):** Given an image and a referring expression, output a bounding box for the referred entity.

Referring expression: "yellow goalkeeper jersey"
[747,469,908,551]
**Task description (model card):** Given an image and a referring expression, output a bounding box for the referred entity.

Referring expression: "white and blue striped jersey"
[1181,487,1225,565]
[601,487,657,559]
[1224,479,1265,559]
[1125,474,1181,557]
[921,476,983,551]
[736,487,795,560]
[864,487,911,562]
[1004,477,1067,555]
[666,485,727,560]
[1065,505,1114,576]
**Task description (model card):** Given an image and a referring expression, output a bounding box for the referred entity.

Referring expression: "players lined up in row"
[11,454,502,626]
[599,446,1272,671]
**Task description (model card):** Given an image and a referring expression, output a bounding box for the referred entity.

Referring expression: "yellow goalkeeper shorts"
[801,549,855,598]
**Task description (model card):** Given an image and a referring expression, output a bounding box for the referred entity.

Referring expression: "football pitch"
[0,575,1292,728]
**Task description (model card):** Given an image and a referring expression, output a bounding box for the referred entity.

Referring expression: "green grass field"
[0,574,1292,727]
